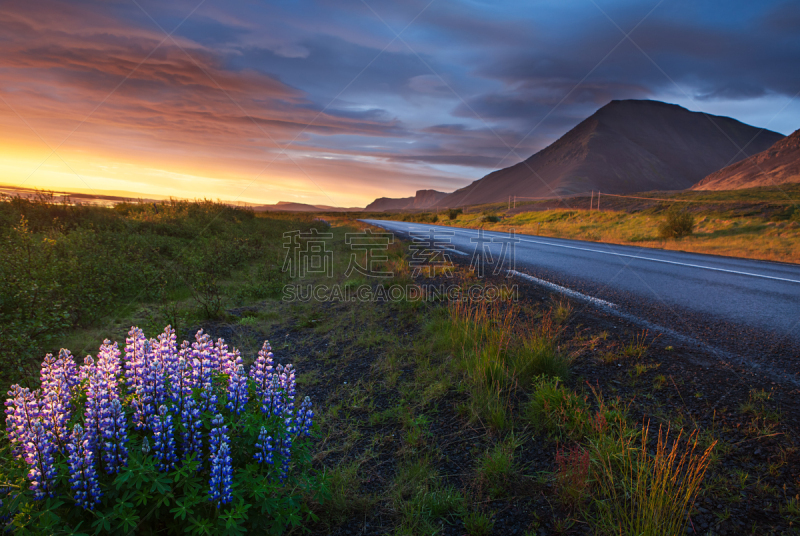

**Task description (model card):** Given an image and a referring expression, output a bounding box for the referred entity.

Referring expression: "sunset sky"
[1,0,799,207]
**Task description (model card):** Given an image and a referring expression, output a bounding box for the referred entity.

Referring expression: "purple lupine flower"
[279,364,296,415]
[129,337,156,431]
[124,327,147,396]
[213,338,229,376]
[248,341,274,400]
[279,422,295,482]
[141,436,151,455]
[152,405,177,472]
[169,357,194,418]
[67,423,101,509]
[295,396,314,437]
[209,441,232,507]
[144,338,168,424]
[40,390,69,452]
[226,365,249,415]
[191,331,217,413]
[135,340,163,431]
[208,414,232,507]
[5,385,40,456]
[253,427,274,465]
[40,353,73,449]
[25,420,57,500]
[208,414,228,456]
[87,342,127,471]
[179,395,203,465]
[157,326,178,381]
[83,355,104,451]
[263,375,283,417]
[102,399,128,473]
[57,349,80,394]
[96,340,121,400]
[228,348,243,377]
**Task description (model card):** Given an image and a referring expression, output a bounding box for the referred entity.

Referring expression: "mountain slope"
[253,201,362,212]
[440,100,784,207]
[365,189,448,211]
[692,129,800,190]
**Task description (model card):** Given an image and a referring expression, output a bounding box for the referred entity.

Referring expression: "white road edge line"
[508,269,617,308]
[390,222,800,285]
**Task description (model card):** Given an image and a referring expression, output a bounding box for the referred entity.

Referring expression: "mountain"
[365,189,448,211]
[439,100,784,207]
[253,201,362,212]
[692,129,800,190]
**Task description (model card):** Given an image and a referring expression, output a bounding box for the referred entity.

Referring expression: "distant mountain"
[439,100,784,207]
[692,129,800,190]
[365,189,448,211]
[253,201,362,212]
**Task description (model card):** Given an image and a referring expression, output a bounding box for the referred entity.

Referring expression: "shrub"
[448,208,463,220]
[481,214,500,223]
[658,210,695,239]
[0,326,322,534]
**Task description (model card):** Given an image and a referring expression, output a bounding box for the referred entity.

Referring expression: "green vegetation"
[658,209,695,239]
[1,198,794,534]
[0,193,320,384]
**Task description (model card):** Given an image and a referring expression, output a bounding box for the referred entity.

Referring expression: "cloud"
[0,0,798,206]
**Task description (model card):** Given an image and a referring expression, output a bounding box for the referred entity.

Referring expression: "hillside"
[253,201,362,212]
[364,189,448,211]
[692,129,800,190]
[439,100,784,207]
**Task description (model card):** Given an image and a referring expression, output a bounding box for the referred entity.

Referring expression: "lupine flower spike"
[254,427,274,465]
[208,414,232,506]
[153,405,177,472]
[67,423,101,509]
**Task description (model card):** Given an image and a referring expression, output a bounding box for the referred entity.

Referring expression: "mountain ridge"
[692,129,800,190]
[437,99,784,207]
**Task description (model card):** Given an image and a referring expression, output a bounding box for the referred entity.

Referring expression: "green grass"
[462,511,494,536]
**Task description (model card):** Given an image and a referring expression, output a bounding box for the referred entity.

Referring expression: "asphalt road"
[361,219,800,378]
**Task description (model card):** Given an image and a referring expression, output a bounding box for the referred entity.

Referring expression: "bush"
[658,210,695,239]
[0,326,323,534]
[447,208,463,220]
[481,214,500,223]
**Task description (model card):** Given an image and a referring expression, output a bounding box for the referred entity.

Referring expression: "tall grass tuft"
[590,423,716,536]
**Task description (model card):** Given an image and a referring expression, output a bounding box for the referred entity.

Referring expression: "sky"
[1,0,799,207]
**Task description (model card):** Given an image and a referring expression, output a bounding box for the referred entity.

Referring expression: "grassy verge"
[370,185,800,264]
[2,203,798,534]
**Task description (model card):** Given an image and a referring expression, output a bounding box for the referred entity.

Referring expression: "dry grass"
[440,209,800,264]
[590,423,717,536]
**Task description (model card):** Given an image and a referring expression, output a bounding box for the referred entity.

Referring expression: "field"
[0,197,798,534]
[389,185,800,264]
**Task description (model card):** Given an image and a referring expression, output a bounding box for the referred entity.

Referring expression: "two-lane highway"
[362,219,800,380]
